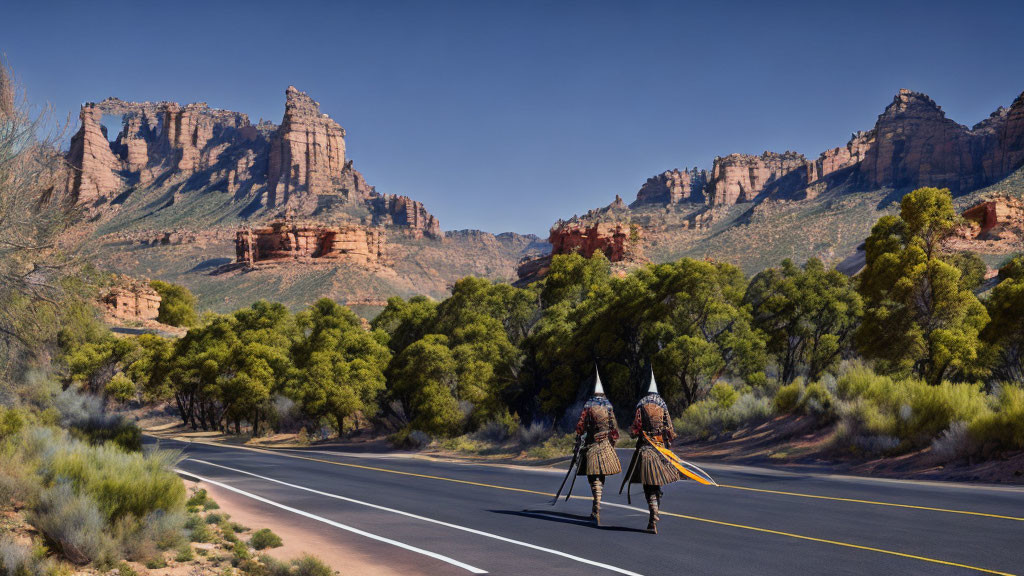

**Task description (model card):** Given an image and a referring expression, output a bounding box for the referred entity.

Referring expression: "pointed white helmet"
[647,366,660,395]
[593,364,605,395]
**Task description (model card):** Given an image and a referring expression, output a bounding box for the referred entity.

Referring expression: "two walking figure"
[571,366,680,534]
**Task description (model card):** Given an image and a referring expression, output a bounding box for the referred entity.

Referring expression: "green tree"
[288,299,389,434]
[856,187,989,384]
[647,259,766,410]
[981,271,1024,383]
[388,334,463,436]
[746,258,863,383]
[150,280,198,327]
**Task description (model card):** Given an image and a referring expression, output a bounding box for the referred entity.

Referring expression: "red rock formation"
[631,89,1024,210]
[957,197,1024,239]
[861,89,1024,192]
[102,277,161,322]
[634,168,708,206]
[706,151,808,206]
[235,220,386,266]
[267,86,348,208]
[66,104,122,203]
[66,88,442,238]
[370,194,442,238]
[809,131,873,184]
[547,221,640,261]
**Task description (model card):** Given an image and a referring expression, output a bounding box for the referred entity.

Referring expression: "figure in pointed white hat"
[572,364,621,525]
[626,365,679,534]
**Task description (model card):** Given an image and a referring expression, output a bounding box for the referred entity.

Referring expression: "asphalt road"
[154,437,1024,576]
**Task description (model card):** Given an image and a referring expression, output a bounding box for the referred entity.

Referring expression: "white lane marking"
[186,459,645,576]
[175,469,486,575]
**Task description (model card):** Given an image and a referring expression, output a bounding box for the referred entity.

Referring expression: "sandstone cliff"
[65,87,441,238]
[634,168,707,205]
[628,88,1024,209]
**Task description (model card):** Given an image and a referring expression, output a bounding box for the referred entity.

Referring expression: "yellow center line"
[166,437,1016,576]
[718,484,1024,521]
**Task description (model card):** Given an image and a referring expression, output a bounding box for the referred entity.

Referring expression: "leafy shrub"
[150,281,198,328]
[188,522,213,543]
[219,520,239,544]
[231,541,250,565]
[117,561,137,576]
[772,380,803,413]
[144,556,167,569]
[249,529,282,551]
[187,488,219,510]
[104,374,136,404]
[206,512,229,524]
[261,554,332,576]
[175,545,194,562]
[708,382,739,409]
[0,406,26,438]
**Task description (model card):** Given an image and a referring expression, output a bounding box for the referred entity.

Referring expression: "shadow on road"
[490,509,650,533]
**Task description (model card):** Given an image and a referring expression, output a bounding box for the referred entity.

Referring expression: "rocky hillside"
[67,86,546,312]
[533,88,1024,276]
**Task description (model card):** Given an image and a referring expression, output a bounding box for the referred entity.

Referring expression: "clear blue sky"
[3,0,1023,235]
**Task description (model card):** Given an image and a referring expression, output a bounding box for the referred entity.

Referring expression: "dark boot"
[645,488,660,534]
[589,476,603,526]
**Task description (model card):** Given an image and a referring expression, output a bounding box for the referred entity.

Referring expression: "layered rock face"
[102,277,161,322]
[266,86,349,207]
[706,152,809,206]
[631,88,1024,209]
[65,87,440,237]
[235,220,386,267]
[370,194,442,238]
[634,168,707,205]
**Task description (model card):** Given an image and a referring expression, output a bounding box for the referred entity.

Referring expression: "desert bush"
[472,413,517,443]
[261,554,332,576]
[525,432,576,459]
[389,428,431,449]
[231,541,250,565]
[188,522,213,544]
[104,374,136,404]
[42,441,185,523]
[117,510,186,561]
[175,545,194,562]
[219,520,239,544]
[30,483,113,565]
[0,406,26,438]
[186,488,219,510]
[772,380,803,414]
[515,421,552,446]
[675,388,771,440]
[968,385,1024,456]
[205,512,229,524]
[55,389,140,451]
[931,421,974,461]
[0,537,62,576]
[249,529,282,551]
